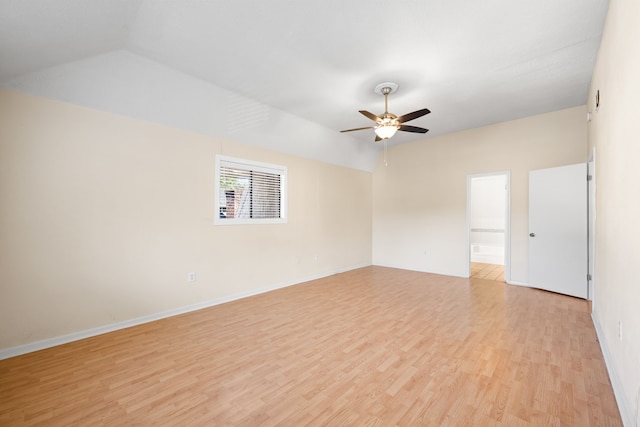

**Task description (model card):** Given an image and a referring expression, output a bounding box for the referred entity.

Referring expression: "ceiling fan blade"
[340,126,374,133]
[398,125,429,134]
[397,108,431,123]
[359,110,381,123]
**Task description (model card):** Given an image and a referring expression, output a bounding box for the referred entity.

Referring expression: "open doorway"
[467,172,510,282]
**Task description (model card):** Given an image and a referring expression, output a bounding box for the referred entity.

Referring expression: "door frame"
[588,148,596,302]
[466,171,511,282]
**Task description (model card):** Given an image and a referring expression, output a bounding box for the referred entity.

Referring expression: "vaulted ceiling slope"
[0,0,609,171]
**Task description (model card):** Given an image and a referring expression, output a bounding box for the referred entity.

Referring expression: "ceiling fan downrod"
[381,86,392,114]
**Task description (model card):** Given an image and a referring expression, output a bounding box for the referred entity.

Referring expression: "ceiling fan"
[340,82,430,142]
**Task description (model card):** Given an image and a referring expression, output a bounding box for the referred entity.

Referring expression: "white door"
[529,163,587,299]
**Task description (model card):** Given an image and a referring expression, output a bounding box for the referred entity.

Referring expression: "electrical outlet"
[618,321,623,341]
[188,272,196,282]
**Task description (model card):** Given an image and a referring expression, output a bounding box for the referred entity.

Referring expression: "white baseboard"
[592,312,635,427]
[371,262,467,279]
[0,264,370,360]
[506,280,530,287]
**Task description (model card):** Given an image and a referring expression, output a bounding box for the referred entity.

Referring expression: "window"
[215,155,287,225]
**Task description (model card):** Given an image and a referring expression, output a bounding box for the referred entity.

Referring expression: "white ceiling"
[0,0,609,170]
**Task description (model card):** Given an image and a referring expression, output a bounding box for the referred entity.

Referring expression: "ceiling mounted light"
[374,122,399,139]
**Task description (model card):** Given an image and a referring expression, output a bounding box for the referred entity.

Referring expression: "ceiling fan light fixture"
[340,81,430,142]
[374,124,399,139]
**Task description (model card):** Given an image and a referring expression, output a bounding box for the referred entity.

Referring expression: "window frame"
[214,155,288,225]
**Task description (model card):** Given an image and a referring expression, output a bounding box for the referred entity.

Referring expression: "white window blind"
[215,156,287,225]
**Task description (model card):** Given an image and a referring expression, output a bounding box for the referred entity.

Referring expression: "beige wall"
[0,89,372,350]
[587,0,640,423]
[372,106,587,281]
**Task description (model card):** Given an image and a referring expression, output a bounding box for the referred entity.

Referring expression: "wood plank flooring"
[0,266,622,426]
[471,262,505,282]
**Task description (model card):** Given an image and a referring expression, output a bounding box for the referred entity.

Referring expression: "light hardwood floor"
[471,262,505,282]
[0,267,621,426]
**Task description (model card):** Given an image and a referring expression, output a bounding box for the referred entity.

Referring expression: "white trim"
[0,263,370,360]
[214,154,288,225]
[372,262,468,279]
[587,147,596,302]
[592,312,634,427]
[506,280,530,287]
[333,263,371,274]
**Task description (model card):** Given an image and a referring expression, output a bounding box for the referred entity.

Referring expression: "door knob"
[529,233,536,237]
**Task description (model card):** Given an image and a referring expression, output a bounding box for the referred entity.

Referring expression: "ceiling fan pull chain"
[384,140,388,167]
